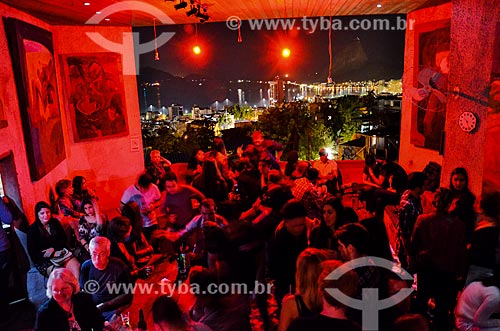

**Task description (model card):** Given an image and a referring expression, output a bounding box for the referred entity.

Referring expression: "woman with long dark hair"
[28,201,80,278]
[121,200,154,264]
[309,197,346,251]
[192,159,228,204]
[78,198,106,252]
[448,167,476,242]
[187,149,205,180]
[71,176,97,209]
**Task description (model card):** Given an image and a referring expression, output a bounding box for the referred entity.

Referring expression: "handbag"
[50,248,73,267]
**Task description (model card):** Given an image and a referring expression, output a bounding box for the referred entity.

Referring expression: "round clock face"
[458,112,477,132]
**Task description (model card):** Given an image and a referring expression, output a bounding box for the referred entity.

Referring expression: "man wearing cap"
[313,148,339,194]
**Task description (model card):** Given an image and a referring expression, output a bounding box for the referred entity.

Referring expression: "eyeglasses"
[52,286,72,294]
[90,251,108,259]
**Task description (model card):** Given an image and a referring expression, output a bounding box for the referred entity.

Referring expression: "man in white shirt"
[120,173,161,239]
[313,148,339,194]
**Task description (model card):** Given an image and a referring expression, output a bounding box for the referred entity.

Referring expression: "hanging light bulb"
[193,45,201,55]
[282,48,291,58]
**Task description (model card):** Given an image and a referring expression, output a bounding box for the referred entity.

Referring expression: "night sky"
[134,14,406,83]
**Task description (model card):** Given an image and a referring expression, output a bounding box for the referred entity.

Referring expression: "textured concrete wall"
[0,3,143,220]
[402,0,499,200]
[443,0,500,199]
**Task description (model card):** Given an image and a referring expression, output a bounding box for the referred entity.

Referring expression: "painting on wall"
[409,20,451,152]
[60,53,129,142]
[483,22,500,194]
[3,18,66,181]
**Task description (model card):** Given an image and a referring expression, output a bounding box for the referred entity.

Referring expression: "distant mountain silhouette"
[138,67,227,111]
[331,39,402,82]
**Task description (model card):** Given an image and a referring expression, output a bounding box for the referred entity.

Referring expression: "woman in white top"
[456,275,500,331]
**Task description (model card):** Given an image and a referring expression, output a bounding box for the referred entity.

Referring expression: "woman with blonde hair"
[35,268,104,331]
[278,248,334,331]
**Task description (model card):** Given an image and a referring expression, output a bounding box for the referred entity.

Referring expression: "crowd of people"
[0,131,499,331]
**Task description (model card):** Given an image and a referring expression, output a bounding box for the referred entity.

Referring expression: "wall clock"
[458,111,477,132]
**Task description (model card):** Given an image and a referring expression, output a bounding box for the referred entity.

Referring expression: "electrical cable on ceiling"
[154,18,160,61]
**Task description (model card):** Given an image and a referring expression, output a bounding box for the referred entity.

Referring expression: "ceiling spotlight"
[174,1,188,10]
[186,6,197,16]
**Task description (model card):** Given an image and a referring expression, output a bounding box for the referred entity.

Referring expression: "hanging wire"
[237,20,242,43]
[154,18,160,61]
[327,0,333,83]
[327,16,333,83]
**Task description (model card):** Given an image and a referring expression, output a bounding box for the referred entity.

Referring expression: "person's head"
[252,131,264,147]
[319,148,328,162]
[480,191,500,218]
[479,267,500,288]
[392,314,429,331]
[152,295,188,330]
[322,197,344,229]
[450,167,469,193]
[282,200,307,237]
[319,260,359,310]
[108,216,131,243]
[137,173,153,193]
[164,171,179,194]
[89,236,111,270]
[150,150,161,164]
[334,223,370,260]
[55,179,72,197]
[287,150,299,163]
[46,268,80,304]
[194,149,205,162]
[72,176,86,195]
[212,137,226,155]
[243,144,260,164]
[35,201,52,225]
[200,198,216,222]
[365,154,377,168]
[293,161,310,177]
[80,198,96,217]
[201,159,220,180]
[295,248,334,313]
[407,172,427,195]
[268,169,283,185]
[306,167,320,183]
[258,157,272,175]
[122,200,143,229]
[432,187,454,213]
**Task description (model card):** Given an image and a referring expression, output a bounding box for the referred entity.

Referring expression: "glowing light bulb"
[282,48,291,58]
[193,45,201,55]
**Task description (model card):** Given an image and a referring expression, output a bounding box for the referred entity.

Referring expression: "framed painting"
[408,20,451,151]
[60,53,129,142]
[3,18,66,181]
